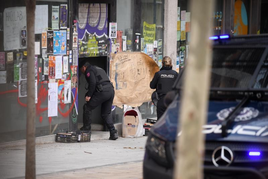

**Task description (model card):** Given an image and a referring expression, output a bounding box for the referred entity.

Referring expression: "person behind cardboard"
[150,56,178,120]
[79,60,118,140]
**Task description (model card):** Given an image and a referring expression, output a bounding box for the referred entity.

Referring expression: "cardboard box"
[123,115,139,137]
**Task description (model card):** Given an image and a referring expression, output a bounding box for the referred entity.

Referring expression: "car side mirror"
[164,90,177,107]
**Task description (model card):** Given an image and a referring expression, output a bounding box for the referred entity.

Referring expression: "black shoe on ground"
[80,126,91,131]
[109,129,118,140]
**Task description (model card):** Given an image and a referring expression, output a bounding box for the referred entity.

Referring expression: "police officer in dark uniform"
[79,60,118,140]
[150,56,178,120]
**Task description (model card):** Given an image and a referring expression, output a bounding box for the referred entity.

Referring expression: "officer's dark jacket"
[84,64,110,97]
[150,66,178,97]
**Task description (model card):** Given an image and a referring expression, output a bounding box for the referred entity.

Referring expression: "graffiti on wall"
[234,0,248,35]
[0,71,78,124]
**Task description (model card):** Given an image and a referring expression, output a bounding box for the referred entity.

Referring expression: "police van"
[143,35,268,179]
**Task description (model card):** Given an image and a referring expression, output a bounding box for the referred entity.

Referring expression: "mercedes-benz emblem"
[212,146,234,167]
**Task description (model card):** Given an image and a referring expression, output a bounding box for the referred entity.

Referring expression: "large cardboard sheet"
[110,52,159,107]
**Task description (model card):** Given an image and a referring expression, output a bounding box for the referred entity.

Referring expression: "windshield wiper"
[221,95,250,137]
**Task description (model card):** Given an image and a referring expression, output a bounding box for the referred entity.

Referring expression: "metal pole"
[174,0,214,179]
[25,0,36,178]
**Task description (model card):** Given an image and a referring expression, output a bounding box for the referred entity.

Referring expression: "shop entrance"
[78,56,109,131]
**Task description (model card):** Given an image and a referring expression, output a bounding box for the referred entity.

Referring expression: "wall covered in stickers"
[0,0,79,143]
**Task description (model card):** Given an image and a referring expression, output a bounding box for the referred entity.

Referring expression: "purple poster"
[0,52,5,70]
[78,3,108,39]
[60,4,68,29]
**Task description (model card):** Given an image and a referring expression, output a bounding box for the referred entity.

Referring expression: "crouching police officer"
[150,56,178,120]
[79,60,118,140]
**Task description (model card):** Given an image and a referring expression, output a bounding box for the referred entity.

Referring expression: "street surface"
[0,134,147,179]
[37,161,142,179]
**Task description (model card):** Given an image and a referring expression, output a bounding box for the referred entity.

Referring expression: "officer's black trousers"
[83,84,115,131]
[157,96,166,120]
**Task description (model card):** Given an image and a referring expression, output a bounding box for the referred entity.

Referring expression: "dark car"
[143,35,268,179]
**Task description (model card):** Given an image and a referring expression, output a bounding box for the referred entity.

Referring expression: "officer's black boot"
[80,126,91,131]
[109,129,118,140]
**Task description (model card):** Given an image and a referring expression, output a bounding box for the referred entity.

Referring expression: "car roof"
[213,34,268,46]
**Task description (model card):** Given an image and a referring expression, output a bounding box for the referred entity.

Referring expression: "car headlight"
[146,133,168,167]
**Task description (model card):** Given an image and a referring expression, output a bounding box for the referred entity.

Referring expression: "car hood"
[152,95,268,142]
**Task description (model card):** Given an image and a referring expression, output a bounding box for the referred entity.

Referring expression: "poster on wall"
[42,32,47,48]
[49,56,55,79]
[48,82,58,117]
[53,31,61,54]
[60,30,67,54]
[58,79,64,103]
[64,80,71,104]
[122,36,127,52]
[0,71,6,84]
[52,6,59,30]
[19,79,27,97]
[109,22,117,39]
[0,52,5,70]
[35,5,48,34]
[60,4,68,29]
[143,21,156,45]
[19,62,27,80]
[4,7,26,51]
[71,65,78,114]
[43,57,49,75]
[35,42,40,55]
[72,32,78,49]
[7,52,13,64]
[55,56,62,79]
[63,56,68,73]
[117,31,123,52]
[157,39,162,54]
[47,31,54,54]
[14,63,20,82]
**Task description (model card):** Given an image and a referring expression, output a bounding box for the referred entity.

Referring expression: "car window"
[176,47,265,89]
[211,48,264,88]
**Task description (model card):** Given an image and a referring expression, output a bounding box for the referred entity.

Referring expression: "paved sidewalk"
[36,161,143,179]
[0,132,147,179]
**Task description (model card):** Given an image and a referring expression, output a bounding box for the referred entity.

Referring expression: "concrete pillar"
[164,0,178,69]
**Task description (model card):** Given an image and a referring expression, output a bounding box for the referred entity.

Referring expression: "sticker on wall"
[0,71,6,84]
[42,32,47,48]
[109,22,117,39]
[7,52,13,64]
[14,63,20,82]
[0,52,5,70]
[19,79,27,97]
[47,30,54,54]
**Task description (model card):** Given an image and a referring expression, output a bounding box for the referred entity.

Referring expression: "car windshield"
[211,47,264,88]
[177,47,266,90]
